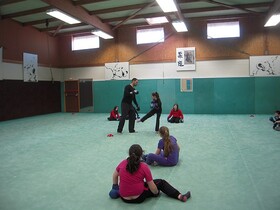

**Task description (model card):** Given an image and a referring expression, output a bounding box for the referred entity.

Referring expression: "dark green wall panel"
[156,79,176,114]
[213,78,255,114]
[194,79,214,113]
[91,77,280,114]
[254,77,280,114]
[175,79,195,115]
[93,80,127,113]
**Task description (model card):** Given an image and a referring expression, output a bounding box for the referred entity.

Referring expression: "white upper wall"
[63,59,249,81]
[0,61,63,81]
[0,59,249,81]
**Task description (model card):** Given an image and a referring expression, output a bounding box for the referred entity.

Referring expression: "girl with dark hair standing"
[109,144,191,203]
[108,106,120,121]
[167,104,184,123]
[143,126,180,166]
[137,92,162,132]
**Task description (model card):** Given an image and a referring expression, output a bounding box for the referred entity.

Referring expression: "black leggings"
[168,117,181,123]
[141,109,161,131]
[121,179,180,204]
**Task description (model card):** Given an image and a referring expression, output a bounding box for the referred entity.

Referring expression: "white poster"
[250,55,280,76]
[176,47,196,71]
[105,62,129,80]
[23,52,38,82]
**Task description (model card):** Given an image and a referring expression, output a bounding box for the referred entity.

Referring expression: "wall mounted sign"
[176,47,196,71]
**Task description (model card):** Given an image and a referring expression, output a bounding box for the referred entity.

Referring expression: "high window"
[136,27,165,44]
[207,21,240,39]
[72,35,100,51]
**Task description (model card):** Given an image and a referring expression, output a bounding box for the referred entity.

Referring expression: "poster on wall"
[105,62,129,80]
[250,55,280,76]
[23,52,38,82]
[176,47,196,71]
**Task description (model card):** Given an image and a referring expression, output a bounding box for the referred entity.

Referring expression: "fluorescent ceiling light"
[46,9,81,24]
[91,30,113,39]
[172,21,188,32]
[146,17,169,25]
[156,0,177,13]
[264,14,280,27]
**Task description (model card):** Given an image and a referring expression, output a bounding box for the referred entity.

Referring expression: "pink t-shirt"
[116,159,153,197]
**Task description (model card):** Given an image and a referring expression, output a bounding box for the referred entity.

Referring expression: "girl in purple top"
[144,126,180,166]
[109,144,191,203]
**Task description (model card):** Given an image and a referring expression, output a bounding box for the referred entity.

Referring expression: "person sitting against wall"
[108,106,120,121]
[167,104,184,123]
[269,110,280,130]
[142,126,180,166]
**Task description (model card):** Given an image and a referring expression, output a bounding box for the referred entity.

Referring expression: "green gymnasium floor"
[0,113,279,210]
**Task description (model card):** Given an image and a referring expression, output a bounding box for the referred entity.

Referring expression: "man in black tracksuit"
[117,78,140,133]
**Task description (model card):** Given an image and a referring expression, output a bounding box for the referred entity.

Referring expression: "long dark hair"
[113,106,118,113]
[126,144,143,174]
[173,103,179,111]
[159,126,173,157]
[152,92,161,105]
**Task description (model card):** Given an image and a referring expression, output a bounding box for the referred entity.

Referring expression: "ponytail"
[159,126,173,157]
[126,144,143,174]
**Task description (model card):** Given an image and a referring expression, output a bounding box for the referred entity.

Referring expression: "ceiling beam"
[189,13,262,22]
[88,1,202,15]
[174,0,186,22]
[101,2,269,24]
[73,0,110,6]
[1,6,53,19]
[52,23,65,36]
[39,22,87,32]
[176,0,204,3]
[89,3,153,15]
[112,1,156,30]
[41,0,113,36]
[102,12,165,23]
[91,2,270,16]
[202,0,262,15]
[22,18,58,26]
[0,0,25,7]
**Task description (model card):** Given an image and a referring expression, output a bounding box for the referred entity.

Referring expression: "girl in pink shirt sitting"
[109,144,191,204]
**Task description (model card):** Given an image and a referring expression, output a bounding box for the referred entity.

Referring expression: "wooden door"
[64,80,79,112]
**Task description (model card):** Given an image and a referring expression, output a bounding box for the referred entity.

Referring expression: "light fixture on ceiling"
[146,16,169,25]
[91,30,113,39]
[172,21,188,32]
[156,0,177,13]
[46,9,81,24]
[264,14,280,27]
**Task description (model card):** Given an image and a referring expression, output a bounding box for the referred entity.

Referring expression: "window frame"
[71,34,100,51]
[136,27,165,45]
[207,21,240,39]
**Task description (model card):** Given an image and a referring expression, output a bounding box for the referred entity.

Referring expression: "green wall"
[91,77,280,114]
